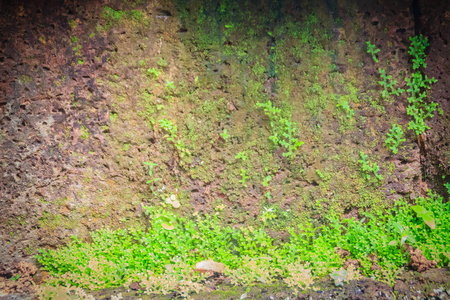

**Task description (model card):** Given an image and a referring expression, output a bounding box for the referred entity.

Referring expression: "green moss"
[19,75,32,84]
[80,125,90,140]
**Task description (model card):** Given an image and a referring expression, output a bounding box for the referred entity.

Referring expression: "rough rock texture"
[0,0,448,297]
[0,0,112,276]
[418,0,450,194]
[0,261,37,295]
[405,244,438,272]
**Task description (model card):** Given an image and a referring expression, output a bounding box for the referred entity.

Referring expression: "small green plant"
[9,274,20,281]
[159,118,177,142]
[80,126,90,139]
[110,112,118,122]
[366,41,380,63]
[405,71,437,135]
[102,6,126,26]
[239,169,249,187]
[385,124,405,154]
[358,152,383,181]
[262,175,271,187]
[378,69,404,99]
[411,204,435,229]
[389,222,415,246]
[408,34,429,69]
[235,152,249,161]
[260,207,276,224]
[256,101,304,158]
[444,182,450,195]
[157,57,168,68]
[147,68,161,78]
[220,129,230,142]
[35,191,450,296]
[143,162,161,185]
[336,98,354,119]
[165,80,175,95]
[405,35,438,135]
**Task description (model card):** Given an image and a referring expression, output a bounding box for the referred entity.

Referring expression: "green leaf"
[9,274,20,281]
[411,205,426,215]
[388,240,398,246]
[422,213,435,229]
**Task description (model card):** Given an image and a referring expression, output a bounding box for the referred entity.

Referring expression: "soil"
[0,0,449,298]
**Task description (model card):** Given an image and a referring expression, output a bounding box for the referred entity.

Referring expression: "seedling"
[411,205,435,229]
[159,118,177,142]
[408,35,429,69]
[366,41,380,63]
[262,175,271,187]
[143,162,161,185]
[385,124,405,154]
[235,152,249,161]
[147,68,160,78]
[257,100,303,158]
[405,35,438,135]
[165,80,175,95]
[336,98,354,119]
[389,222,415,246]
[378,69,404,99]
[358,152,383,181]
[220,129,230,142]
[239,169,249,187]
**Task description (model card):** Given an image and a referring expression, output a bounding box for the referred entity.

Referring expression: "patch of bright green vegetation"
[385,124,405,154]
[405,36,438,135]
[358,152,383,181]
[157,57,168,68]
[146,67,161,78]
[165,80,175,96]
[220,128,230,142]
[239,169,249,187]
[80,126,90,140]
[409,35,429,70]
[19,75,33,84]
[256,100,303,158]
[159,118,177,142]
[366,41,380,63]
[378,69,404,100]
[336,96,354,121]
[37,192,449,295]
[110,112,118,122]
[101,6,148,29]
[102,6,126,25]
[372,35,437,135]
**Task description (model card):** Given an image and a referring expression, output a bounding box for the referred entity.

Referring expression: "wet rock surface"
[0,0,449,298]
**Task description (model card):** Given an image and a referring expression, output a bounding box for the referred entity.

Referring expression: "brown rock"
[405,245,437,272]
[336,248,350,259]
[343,259,359,269]
[393,280,408,293]
[33,271,50,285]
[195,260,224,274]
[129,281,143,291]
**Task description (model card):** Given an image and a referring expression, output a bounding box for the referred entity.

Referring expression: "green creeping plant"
[378,69,404,99]
[385,124,405,154]
[366,41,380,63]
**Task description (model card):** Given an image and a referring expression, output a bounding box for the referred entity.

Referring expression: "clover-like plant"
[385,124,405,154]
[358,152,383,181]
[411,204,435,229]
[378,69,405,99]
[366,41,380,63]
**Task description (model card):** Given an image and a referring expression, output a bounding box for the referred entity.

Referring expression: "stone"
[195,260,224,274]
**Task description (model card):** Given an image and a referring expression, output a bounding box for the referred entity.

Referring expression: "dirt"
[61,267,450,299]
[0,0,449,298]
